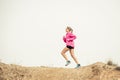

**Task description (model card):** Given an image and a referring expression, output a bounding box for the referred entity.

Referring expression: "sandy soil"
[0,62,120,80]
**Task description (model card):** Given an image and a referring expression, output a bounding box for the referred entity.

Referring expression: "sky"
[0,0,120,68]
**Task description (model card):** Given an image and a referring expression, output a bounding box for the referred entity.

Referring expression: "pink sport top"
[63,32,76,47]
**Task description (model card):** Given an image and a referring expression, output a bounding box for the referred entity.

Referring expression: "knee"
[61,51,65,55]
[70,53,74,57]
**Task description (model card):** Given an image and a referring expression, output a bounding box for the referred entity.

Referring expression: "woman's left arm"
[68,33,76,41]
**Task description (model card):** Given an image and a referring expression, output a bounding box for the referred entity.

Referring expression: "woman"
[61,26,80,68]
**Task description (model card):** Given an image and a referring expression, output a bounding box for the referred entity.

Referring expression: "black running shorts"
[66,45,74,49]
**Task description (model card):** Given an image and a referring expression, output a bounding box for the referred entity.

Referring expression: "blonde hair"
[67,26,73,33]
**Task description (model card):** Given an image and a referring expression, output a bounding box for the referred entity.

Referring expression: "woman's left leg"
[69,49,79,64]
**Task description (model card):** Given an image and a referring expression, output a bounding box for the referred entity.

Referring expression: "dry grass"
[106,60,120,71]
[115,66,120,71]
[107,60,118,66]
[0,62,120,80]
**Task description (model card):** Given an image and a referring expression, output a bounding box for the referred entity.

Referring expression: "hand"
[63,36,66,38]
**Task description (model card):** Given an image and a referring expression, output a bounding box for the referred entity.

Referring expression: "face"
[66,28,70,32]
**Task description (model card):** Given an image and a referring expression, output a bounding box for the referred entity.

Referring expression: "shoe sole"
[75,66,81,69]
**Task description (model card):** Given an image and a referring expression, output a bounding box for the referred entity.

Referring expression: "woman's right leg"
[61,47,69,61]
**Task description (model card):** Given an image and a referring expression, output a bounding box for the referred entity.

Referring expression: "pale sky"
[0,0,120,68]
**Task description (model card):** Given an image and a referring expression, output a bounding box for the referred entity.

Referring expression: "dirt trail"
[0,62,120,80]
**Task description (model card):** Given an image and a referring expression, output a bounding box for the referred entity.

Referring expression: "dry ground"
[0,62,120,80]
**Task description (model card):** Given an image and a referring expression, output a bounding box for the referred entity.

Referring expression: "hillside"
[0,62,120,80]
